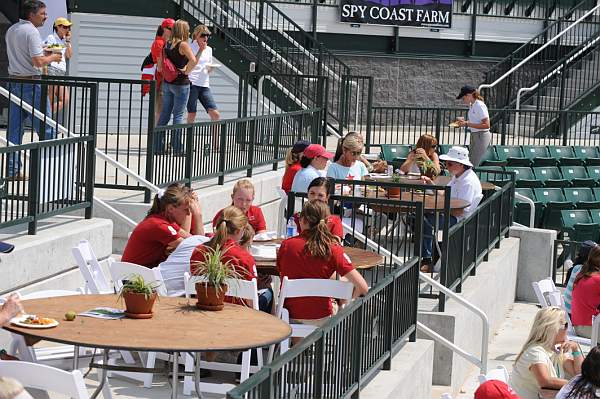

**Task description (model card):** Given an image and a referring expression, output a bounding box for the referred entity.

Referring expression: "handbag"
[161,48,180,83]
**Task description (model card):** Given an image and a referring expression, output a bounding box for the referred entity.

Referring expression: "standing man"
[150,18,174,124]
[5,0,61,180]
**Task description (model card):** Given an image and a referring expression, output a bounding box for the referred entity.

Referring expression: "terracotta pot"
[123,291,157,316]
[387,186,401,198]
[195,282,227,311]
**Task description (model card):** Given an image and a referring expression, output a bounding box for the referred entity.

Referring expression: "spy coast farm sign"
[340,0,452,28]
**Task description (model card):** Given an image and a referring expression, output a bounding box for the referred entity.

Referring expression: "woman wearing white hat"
[420,146,483,272]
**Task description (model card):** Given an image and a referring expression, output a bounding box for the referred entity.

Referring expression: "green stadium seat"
[522,145,556,167]
[593,187,600,201]
[560,209,599,241]
[587,166,600,185]
[506,167,543,188]
[479,146,505,167]
[495,145,529,166]
[590,208,600,224]
[533,167,569,188]
[514,188,543,227]
[380,144,411,168]
[563,187,600,209]
[477,166,508,186]
[534,188,573,231]
[438,144,454,155]
[559,166,595,187]
[548,146,583,166]
[573,146,600,166]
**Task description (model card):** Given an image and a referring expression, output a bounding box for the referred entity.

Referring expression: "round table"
[366,174,496,191]
[364,191,470,214]
[254,245,385,275]
[5,295,291,398]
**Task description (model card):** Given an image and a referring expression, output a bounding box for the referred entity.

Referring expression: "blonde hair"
[170,19,190,45]
[232,179,255,198]
[148,183,193,216]
[209,206,248,250]
[473,90,484,102]
[300,200,337,259]
[192,24,211,37]
[515,307,566,363]
[239,224,255,250]
[285,148,301,169]
[334,132,363,162]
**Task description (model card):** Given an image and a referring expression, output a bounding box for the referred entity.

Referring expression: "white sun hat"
[439,146,473,167]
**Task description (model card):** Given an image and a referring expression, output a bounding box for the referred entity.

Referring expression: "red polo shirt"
[571,274,600,326]
[122,214,181,268]
[277,234,354,320]
[190,239,256,281]
[282,163,301,193]
[293,213,344,240]
[212,206,266,233]
[150,36,166,86]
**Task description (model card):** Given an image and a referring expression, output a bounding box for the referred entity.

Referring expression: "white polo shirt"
[291,165,325,193]
[467,99,489,133]
[157,235,209,296]
[447,168,483,220]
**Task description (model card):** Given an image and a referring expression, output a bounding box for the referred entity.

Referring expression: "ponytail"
[300,200,336,259]
[473,90,484,102]
[208,206,248,250]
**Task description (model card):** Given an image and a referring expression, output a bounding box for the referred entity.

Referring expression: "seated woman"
[571,244,600,338]
[556,346,600,399]
[291,144,333,193]
[277,200,368,327]
[194,206,275,312]
[213,179,267,234]
[563,241,596,318]
[281,140,310,194]
[293,177,343,240]
[400,134,441,178]
[509,307,583,399]
[327,132,370,181]
[420,146,483,272]
[122,183,203,268]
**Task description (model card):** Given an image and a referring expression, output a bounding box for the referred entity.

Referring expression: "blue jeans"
[8,82,55,176]
[155,82,190,154]
[258,287,274,313]
[422,213,458,259]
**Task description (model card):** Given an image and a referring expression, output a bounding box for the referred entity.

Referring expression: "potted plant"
[117,274,161,319]
[417,158,439,179]
[388,171,402,198]
[190,246,242,311]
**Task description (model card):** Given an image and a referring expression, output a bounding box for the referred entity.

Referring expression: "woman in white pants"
[456,85,491,167]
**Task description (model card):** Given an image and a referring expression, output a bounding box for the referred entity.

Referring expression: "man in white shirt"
[5,0,62,179]
[420,146,483,272]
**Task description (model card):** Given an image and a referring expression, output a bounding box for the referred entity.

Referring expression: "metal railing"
[553,239,585,287]
[149,108,323,187]
[227,255,421,399]
[480,3,600,110]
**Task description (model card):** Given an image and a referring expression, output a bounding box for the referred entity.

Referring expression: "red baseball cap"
[474,381,521,399]
[303,144,333,159]
[161,18,175,29]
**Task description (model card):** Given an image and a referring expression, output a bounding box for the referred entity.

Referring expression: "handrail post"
[383,274,397,370]
[185,125,194,187]
[85,83,98,219]
[434,108,442,144]
[27,146,40,235]
[218,123,227,185]
[257,0,265,73]
[469,0,478,56]
[311,0,318,42]
[144,81,156,203]
[273,117,282,171]
[365,77,374,153]
[247,119,256,177]
[351,299,364,399]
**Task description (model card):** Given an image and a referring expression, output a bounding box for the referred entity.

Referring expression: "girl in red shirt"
[277,201,368,326]
[281,140,310,193]
[293,177,343,240]
[571,244,600,338]
[122,183,204,268]
[212,179,267,234]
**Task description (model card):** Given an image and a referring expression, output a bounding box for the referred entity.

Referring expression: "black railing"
[367,106,600,148]
[181,0,350,131]
[38,75,155,193]
[0,135,96,234]
[226,255,421,399]
[553,238,585,287]
[149,108,323,187]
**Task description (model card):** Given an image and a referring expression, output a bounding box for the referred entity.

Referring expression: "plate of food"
[254,231,279,242]
[448,121,460,128]
[11,315,59,329]
[44,44,65,53]
[406,172,422,180]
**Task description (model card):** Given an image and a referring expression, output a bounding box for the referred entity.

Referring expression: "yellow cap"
[54,17,72,27]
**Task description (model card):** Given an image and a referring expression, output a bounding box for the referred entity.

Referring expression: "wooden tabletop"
[363,191,469,212]
[255,246,385,275]
[4,295,291,352]
[366,175,496,191]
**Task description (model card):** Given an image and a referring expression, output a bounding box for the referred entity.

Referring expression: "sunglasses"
[58,25,70,29]
[345,148,362,156]
[200,33,211,38]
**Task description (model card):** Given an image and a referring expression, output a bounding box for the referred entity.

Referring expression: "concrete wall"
[418,236,520,388]
[510,226,557,303]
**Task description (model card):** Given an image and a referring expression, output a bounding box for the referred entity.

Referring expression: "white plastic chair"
[182,273,262,395]
[268,277,354,362]
[276,187,287,238]
[0,360,89,399]
[478,365,509,384]
[532,278,558,308]
[72,240,113,294]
